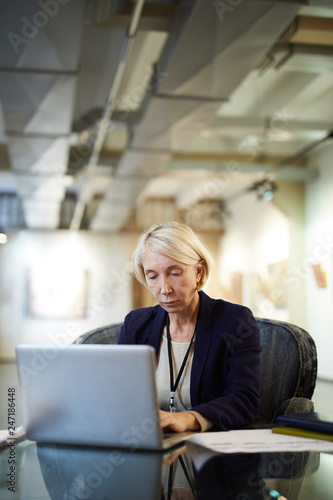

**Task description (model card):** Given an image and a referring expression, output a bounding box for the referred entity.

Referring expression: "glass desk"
[0,439,332,499]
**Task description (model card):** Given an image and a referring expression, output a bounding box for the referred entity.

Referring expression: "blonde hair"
[132,222,213,290]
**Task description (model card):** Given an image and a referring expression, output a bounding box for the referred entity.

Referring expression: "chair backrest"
[74,318,317,424]
[255,318,317,424]
[73,323,122,345]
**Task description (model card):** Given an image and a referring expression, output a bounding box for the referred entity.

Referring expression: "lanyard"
[167,455,197,500]
[166,314,197,413]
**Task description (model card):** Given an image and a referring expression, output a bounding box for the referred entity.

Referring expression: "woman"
[118,222,261,432]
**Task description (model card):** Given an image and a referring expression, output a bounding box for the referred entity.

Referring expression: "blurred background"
[0,0,333,384]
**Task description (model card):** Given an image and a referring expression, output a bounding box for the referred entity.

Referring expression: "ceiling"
[1,0,333,234]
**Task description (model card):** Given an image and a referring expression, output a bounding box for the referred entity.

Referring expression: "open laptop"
[16,344,190,452]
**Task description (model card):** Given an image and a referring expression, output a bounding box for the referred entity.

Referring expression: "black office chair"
[73,322,123,346]
[74,318,317,425]
[254,318,317,425]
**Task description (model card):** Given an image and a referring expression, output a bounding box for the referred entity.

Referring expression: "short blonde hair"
[132,222,213,290]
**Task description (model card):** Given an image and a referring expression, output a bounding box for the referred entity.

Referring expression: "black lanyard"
[166,314,197,413]
[167,455,197,500]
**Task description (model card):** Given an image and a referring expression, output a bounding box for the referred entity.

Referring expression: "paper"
[186,428,333,454]
[0,426,26,449]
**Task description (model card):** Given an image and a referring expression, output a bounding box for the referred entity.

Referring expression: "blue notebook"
[277,412,333,434]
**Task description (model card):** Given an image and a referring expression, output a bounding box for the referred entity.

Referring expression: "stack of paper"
[0,426,26,449]
[186,428,333,454]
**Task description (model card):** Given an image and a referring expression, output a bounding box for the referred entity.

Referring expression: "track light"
[0,227,8,244]
[248,179,277,201]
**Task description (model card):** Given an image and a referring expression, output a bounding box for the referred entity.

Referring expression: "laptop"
[16,344,190,452]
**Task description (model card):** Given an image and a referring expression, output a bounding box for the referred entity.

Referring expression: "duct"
[89,0,306,232]
[84,0,127,24]
[70,0,146,231]
[90,149,170,231]
[133,1,300,148]
[0,0,84,229]
[22,198,62,229]
[0,2,83,70]
[7,137,68,174]
[90,201,134,232]
[131,1,305,151]
[132,97,220,151]
[0,74,76,135]
[6,136,70,229]
[72,28,127,126]
[155,1,304,99]
[130,0,305,150]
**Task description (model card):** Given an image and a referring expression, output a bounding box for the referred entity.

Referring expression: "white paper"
[186,429,333,454]
[0,425,26,449]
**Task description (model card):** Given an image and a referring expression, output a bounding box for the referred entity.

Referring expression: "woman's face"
[142,249,202,315]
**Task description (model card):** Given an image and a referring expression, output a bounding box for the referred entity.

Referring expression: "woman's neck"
[167,293,200,342]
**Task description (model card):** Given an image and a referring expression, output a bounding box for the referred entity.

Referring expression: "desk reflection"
[17,442,317,500]
[161,450,263,500]
[37,443,163,499]
[37,442,265,500]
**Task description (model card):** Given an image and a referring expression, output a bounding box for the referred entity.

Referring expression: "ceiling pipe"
[70,0,146,230]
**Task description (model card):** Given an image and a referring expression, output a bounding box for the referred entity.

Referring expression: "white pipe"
[70,0,146,230]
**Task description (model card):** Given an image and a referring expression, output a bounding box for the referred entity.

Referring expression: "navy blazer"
[118,291,261,431]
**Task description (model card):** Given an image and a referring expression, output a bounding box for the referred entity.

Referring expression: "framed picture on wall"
[312,263,327,288]
[222,271,243,305]
[25,267,89,319]
[266,260,288,307]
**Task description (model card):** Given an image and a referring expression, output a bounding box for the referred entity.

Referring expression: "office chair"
[74,318,317,425]
[254,318,317,425]
[73,322,122,346]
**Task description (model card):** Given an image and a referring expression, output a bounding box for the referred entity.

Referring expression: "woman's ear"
[196,261,204,283]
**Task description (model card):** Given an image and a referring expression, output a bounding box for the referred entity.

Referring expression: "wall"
[0,230,136,360]
[217,146,333,381]
[273,181,306,329]
[0,227,223,361]
[218,180,310,331]
[2,166,331,379]
[305,142,333,380]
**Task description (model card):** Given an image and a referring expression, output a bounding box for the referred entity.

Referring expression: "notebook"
[15,344,190,452]
[277,412,333,434]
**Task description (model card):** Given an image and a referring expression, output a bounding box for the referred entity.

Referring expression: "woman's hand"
[159,410,201,433]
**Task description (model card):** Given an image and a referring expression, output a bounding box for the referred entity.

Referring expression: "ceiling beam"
[209,115,332,137]
[166,159,317,182]
[289,15,333,46]
[170,151,307,165]
[99,148,307,167]
[86,2,177,32]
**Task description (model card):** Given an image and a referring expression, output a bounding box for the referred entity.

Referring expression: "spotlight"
[248,179,277,201]
[0,227,8,244]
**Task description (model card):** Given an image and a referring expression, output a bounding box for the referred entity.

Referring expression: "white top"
[155,335,194,412]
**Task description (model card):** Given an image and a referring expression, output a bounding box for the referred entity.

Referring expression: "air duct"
[0,0,85,229]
